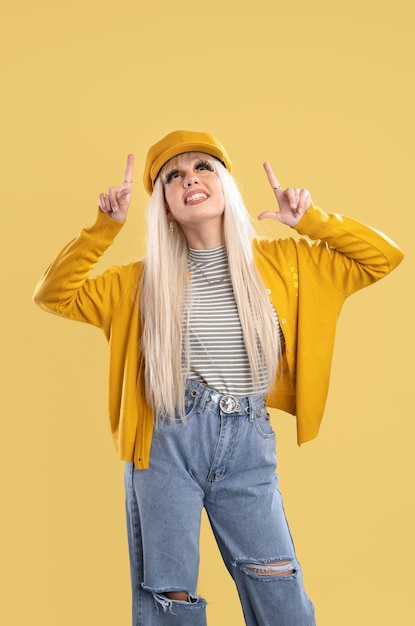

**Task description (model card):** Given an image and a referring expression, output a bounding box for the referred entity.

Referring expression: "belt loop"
[247,396,254,422]
[197,386,211,414]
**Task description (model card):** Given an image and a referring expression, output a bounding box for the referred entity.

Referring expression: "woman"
[34,130,403,625]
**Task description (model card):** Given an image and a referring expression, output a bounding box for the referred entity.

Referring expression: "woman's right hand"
[98,154,134,223]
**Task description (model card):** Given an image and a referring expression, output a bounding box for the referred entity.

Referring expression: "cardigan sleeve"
[293,204,404,296]
[33,210,131,332]
[257,204,403,444]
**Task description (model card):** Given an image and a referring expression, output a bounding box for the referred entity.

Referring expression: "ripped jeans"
[124,379,316,625]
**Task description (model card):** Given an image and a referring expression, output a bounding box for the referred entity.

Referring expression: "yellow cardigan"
[33,205,403,469]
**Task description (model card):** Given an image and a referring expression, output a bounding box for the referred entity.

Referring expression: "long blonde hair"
[140,157,280,423]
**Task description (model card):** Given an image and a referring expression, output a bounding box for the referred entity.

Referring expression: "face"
[162,152,225,245]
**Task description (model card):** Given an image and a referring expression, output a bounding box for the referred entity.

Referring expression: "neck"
[182,223,225,250]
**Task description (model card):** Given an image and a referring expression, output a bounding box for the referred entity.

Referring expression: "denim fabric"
[125,379,315,625]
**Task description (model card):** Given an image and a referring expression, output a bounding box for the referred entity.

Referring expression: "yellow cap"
[143,129,232,194]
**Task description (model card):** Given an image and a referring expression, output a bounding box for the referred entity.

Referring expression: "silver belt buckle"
[219,394,239,414]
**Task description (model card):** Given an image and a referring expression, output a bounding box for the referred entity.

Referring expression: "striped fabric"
[185,246,281,395]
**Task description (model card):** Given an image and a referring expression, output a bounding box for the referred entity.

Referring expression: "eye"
[195,160,214,172]
[165,169,181,184]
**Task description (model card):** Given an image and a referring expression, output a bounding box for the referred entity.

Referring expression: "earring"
[169,220,174,234]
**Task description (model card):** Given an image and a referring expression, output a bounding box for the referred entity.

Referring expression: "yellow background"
[1,0,414,624]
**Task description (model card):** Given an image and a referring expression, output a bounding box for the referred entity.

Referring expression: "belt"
[218,394,240,414]
[207,390,244,414]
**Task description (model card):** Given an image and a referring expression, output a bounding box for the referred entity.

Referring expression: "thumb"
[257,210,281,221]
[119,186,131,197]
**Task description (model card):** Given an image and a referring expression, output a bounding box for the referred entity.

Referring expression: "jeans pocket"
[169,387,199,423]
[254,408,276,440]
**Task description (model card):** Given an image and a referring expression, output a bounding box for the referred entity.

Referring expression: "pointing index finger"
[123,154,134,185]
[263,162,281,191]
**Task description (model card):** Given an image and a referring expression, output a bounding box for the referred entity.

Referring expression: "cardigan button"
[281,318,287,324]
[267,288,272,294]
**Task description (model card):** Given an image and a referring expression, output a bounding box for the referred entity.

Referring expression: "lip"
[183,188,210,205]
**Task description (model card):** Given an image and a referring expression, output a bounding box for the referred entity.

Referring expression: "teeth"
[186,193,207,204]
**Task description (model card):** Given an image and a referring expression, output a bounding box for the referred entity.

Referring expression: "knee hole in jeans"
[163,591,190,602]
[240,559,296,579]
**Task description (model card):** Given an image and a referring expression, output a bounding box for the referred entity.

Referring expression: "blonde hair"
[140,156,280,423]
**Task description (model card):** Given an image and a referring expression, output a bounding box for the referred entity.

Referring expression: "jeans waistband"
[185,379,266,416]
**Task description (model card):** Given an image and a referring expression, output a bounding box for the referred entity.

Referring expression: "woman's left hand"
[257,162,312,227]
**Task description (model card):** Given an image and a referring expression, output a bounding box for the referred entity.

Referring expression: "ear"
[165,201,172,218]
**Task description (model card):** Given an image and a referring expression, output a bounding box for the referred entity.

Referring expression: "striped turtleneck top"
[186,246,281,396]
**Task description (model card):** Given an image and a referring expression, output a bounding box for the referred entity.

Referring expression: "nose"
[183,173,199,187]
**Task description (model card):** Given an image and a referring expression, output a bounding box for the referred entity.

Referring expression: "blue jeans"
[125,379,315,625]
